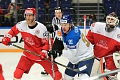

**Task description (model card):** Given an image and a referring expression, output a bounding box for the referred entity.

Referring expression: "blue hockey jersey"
[61,26,94,64]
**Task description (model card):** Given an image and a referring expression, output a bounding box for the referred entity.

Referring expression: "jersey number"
[82,33,90,47]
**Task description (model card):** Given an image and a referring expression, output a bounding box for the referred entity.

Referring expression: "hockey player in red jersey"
[86,12,120,79]
[0,64,4,80]
[2,8,62,80]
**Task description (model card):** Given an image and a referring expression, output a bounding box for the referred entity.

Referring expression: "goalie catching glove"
[47,50,62,58]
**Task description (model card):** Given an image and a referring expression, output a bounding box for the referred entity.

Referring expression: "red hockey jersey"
[5,20,50,60]
[86,22,120,58]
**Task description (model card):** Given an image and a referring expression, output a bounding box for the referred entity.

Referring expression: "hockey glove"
[40,50,48,60]
[2,37,11,46]
[46,24,58,33]
[47,50,62,58]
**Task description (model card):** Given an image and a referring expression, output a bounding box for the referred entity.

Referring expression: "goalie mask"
[105,12,119,32]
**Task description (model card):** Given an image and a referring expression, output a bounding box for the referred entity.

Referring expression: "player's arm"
[48,36,79,59]
[86,23,95,45]
[7,25,19,37]
[2,25,19,46]
[39,25,54,59]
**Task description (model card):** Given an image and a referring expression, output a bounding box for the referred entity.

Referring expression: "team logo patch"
[35,29,40,34]
[43,31,49,38]
[117,34,120,39]
[68,39,73,44]
[57,30,62,36]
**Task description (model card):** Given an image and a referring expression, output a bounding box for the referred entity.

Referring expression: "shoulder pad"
[91,22,96,27]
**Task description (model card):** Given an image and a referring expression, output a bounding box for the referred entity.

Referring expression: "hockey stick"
[10,43,79,72]
[100,57,107,80]
[85,68,120,80]
[47,32,55,79]
[84,14,86,36]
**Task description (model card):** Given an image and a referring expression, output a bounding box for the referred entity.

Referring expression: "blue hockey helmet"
[60,15,72,23]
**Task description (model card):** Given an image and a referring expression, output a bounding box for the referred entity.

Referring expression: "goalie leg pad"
[64,74,74,80]
[79,73,89,80]
[117,72,120,80]
[113,52,120,68]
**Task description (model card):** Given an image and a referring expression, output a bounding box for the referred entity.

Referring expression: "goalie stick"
[85,68,120,80]
[10,43,79,72]
[100,57,107,80]
[84,14,86,36]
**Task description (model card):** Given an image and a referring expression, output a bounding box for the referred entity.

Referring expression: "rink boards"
[0,26,90,52]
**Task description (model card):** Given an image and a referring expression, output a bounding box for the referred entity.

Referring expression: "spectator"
[86,13,97,26]
[4,0,20,26]
[45,0,49,9]
[0,6,4,26]
[90,13,97,22]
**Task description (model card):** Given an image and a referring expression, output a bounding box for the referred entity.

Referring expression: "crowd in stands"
[0,0,20,26]
[1,0,120,27]
[0,0,75,27]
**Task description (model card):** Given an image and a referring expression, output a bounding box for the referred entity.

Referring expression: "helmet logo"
[25,10,33,14]
[60,20,67,23]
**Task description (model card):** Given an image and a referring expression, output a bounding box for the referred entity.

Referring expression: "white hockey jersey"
[5,20,49,60]
[61,26,94,64]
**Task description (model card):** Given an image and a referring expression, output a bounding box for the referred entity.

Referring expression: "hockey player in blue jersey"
[47,15,94,80]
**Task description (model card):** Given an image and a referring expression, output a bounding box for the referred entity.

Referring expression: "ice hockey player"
[47,15,94,80]
[86,12,120,80]
[2,8,63,80]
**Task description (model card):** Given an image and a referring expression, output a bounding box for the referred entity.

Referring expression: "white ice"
[0,52,80,80]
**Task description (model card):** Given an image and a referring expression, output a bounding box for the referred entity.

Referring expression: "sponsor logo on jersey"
[25,37,35,45]
[67,45,76,49]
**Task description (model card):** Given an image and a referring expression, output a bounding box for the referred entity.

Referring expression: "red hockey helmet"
[24,8,36,15]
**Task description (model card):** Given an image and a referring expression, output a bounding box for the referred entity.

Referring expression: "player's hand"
[46,24,58,33]
[2,37,11,46]
[47,50,62,58]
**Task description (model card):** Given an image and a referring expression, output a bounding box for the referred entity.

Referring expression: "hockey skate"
[41,70,48,75]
